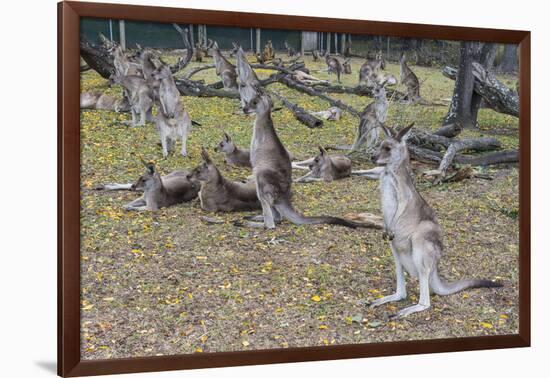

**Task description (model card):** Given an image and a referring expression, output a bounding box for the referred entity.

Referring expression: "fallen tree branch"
[170,24,193,74]
[442,64,519,117]
[268,91,323,128]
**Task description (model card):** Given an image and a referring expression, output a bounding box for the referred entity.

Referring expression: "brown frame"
[58,1,531,376]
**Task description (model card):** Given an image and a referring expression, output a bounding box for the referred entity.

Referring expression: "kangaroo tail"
[430,271,502,296]
[276,202,361,229]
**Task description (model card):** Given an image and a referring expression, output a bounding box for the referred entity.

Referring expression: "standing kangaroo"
[110,73,154,127]
[369,123,502,318]
[325,55,343,83]
[343,58,352,74]
[284,41,296,57]
[214,132,252,168]
[399,52,421,104]
[236,51,360,229]
[211,41,238,90]
[152,65,192,157]
[295,146,352,183]
[80,91,131,112]
[124,162,200,211]
[187,148,261,212]
[352,82,389,151]
[359,52,385,86]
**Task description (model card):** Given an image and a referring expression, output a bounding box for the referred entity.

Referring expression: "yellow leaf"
[102,297,115,302]
[82,304,94,311]
[194,347,203,353]
[200,335,208,343]
[242,340,250,347]
[318,325,328,330]
[499,314,509,319]
[311,295,321,302]
[480,322,493,329]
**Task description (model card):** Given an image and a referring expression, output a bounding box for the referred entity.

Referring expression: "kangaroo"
[236,53,360,229]
[152,64,180,118]
[284,41,295,57]
[209,41,238,90]
[310,107,342,121]
[214,132,252,168]
[80,91,131,112]
[325,55,342,83]
[343,58,352,74]
[399,52,421,104]
[265,40,275,59]
[110,73,154,127]
[312,50,321,62]
[369,123,502,318]
[123,162,200,211]
[110,45,141,77]
[136,49,160,101]
[187,148,261,212]
[352,83,389,152]
[295,146,352,183]
[359,53,385,86]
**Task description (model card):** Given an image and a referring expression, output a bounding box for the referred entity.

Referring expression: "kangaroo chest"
[380,171,399,229]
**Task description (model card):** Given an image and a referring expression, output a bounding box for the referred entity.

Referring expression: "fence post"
[255,28,261,54]
[341,33,346,54]
[300,32,305,56]
[327,32,331,54]
[118,20,126,50]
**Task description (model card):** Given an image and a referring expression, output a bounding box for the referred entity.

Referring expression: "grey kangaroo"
[369,123,502,318]
[211,41,238,90]
[152,65,192,157]
[80,91,131,112]
[295,146,352,183]
[123,162,200,211]
[343,58,352,74]
[325,55,343,83]
[236,52,360,229]
[352,82,389,151]
[359,52,385,86]
[214,132,252,168]
[399,52,421,104]
[187,148,261,212]
[110,73,154,127]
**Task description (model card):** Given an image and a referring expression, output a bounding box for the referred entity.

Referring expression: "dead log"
[442,64,518,117]
[80,39,114,79]
[269,91,323,128]
[169,24,193,74]
[275,75,361,117]
[174,77,239,98]
[311,82,405,99]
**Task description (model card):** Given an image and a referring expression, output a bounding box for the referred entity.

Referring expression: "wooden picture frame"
[58,1,530,376]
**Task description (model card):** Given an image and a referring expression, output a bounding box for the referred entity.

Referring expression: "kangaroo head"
[152,64,172,80]
[188,148,216,182]
[372,123,414,167]
[132,163,162,191]
[241,85,272,115]
[309,146,330,173]
[214,132,235,153]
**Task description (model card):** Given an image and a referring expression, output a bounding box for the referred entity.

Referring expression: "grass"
[80,53,519,359]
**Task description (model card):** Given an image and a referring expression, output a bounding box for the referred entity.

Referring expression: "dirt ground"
[80,53,519,359]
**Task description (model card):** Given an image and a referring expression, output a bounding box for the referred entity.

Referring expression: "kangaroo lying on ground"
[295,146,352,183]
[369,123,502,318]
[214,132,252,168]
[211,41,238,90]
[311,107,342,121]
[80,91,131,112]
[399,52,422,104]
[325,55,343,83]
[236,51,361,229]
[110,73,154,127]
[187,148,261,212]
[121,162,200,211]
[152,65,192,157]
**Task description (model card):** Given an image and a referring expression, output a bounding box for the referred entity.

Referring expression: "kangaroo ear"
[380,123,394,138]
[396,122,415,142]
[223,132,231,142]
[318,146,327,156]
[201,147,212,164]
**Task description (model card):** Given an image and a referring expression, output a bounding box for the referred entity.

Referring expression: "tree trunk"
[498,44,518,73]
[440,42,496,136]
